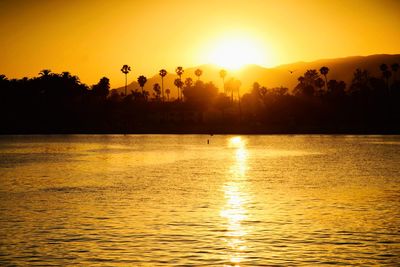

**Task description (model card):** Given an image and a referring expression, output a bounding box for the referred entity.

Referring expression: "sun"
[207,35,267,70]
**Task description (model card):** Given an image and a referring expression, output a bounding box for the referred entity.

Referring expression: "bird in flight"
[288,70,297,74]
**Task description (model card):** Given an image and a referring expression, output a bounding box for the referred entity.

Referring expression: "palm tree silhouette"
[174,78,183,101]
[159,69,167,102]
[61,71,80,85]
[219,69,227,94]
[236,79,242,102]
[185,77,193,88]
[315,77,325,95]
[39,69,52,77]
[195,69,203,81]
[226,78,241,102]
[380,64,392,91]
[137,75,147,96]
[319,66,329,91]
[391,63,399,81]
[175,66,184,99]
[260,86,267,97]
[121,65,131,96]
[153,83,161,100]
[143,90,150,101]
[380,63,388,72]
[165,88,171,101]
[175,66,184,80]
[61,71,71,79]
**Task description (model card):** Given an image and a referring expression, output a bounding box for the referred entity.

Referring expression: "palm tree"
[174,78,183,101]
[153,83,161,100]
[315,77,325,96]
[175,66,184,80]
[39,69,52,77]
[175,67,184,100]
[165,88,171,101]
[391,63,399,81]
[121,65,131,96]
[185,77,193,88]
[380,64,392,91]
[236,79,242,102]
[194,69,203,81]
[260,87,267,98]
[319,66,329,91]
[226,78,241,102]
[219,69,227,93]
[159,69,167,102]
[142,90,150,101]
[234,79,243,120]
[61,71,80,86]
[380,63,388,73]
[350,68,370,94]
[61,71,71,79]
[137,75,147,96]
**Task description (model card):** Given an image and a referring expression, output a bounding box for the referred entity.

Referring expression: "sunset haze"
[1,0,399,87]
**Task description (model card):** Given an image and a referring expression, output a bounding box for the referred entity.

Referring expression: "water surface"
[0,135,399,266]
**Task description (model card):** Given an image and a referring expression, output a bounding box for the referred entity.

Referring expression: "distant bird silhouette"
[288,70,297,74]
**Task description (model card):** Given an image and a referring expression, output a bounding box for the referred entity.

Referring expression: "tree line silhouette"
[1,63,399,133]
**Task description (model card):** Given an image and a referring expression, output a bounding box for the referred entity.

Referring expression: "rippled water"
[0,135,399,266]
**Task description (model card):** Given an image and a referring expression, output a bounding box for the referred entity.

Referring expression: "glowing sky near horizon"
[0,0,399,87]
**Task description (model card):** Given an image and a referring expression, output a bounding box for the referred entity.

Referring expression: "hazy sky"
[1,0,399,87]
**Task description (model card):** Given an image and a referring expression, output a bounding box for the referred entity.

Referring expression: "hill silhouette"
[113,54,400,97]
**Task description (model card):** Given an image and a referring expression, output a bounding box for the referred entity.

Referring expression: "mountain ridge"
[113,54,400,98]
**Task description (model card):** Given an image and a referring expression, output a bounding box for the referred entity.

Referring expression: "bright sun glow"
[229,136,243,147]
[208,35,267,70]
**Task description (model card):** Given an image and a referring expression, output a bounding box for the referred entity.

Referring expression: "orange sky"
[1,0,399,88]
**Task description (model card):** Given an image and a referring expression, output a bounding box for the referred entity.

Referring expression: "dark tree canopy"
[92,77,110,99]
[1,63,399,134]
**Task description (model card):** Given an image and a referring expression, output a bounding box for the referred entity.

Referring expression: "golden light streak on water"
[1,135,399,266]
[221,136,251,266]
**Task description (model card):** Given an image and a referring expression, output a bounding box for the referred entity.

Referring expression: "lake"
[0,135,399,266]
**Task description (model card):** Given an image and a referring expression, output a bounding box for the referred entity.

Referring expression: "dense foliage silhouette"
[1,64,399,134]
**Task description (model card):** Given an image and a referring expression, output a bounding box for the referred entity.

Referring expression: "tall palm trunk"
[161,77,164,102]
[125,74,127,95]
[179,75,182,100]
[238,87,242,121]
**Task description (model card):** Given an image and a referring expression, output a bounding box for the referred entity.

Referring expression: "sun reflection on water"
[221,136,251,266]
